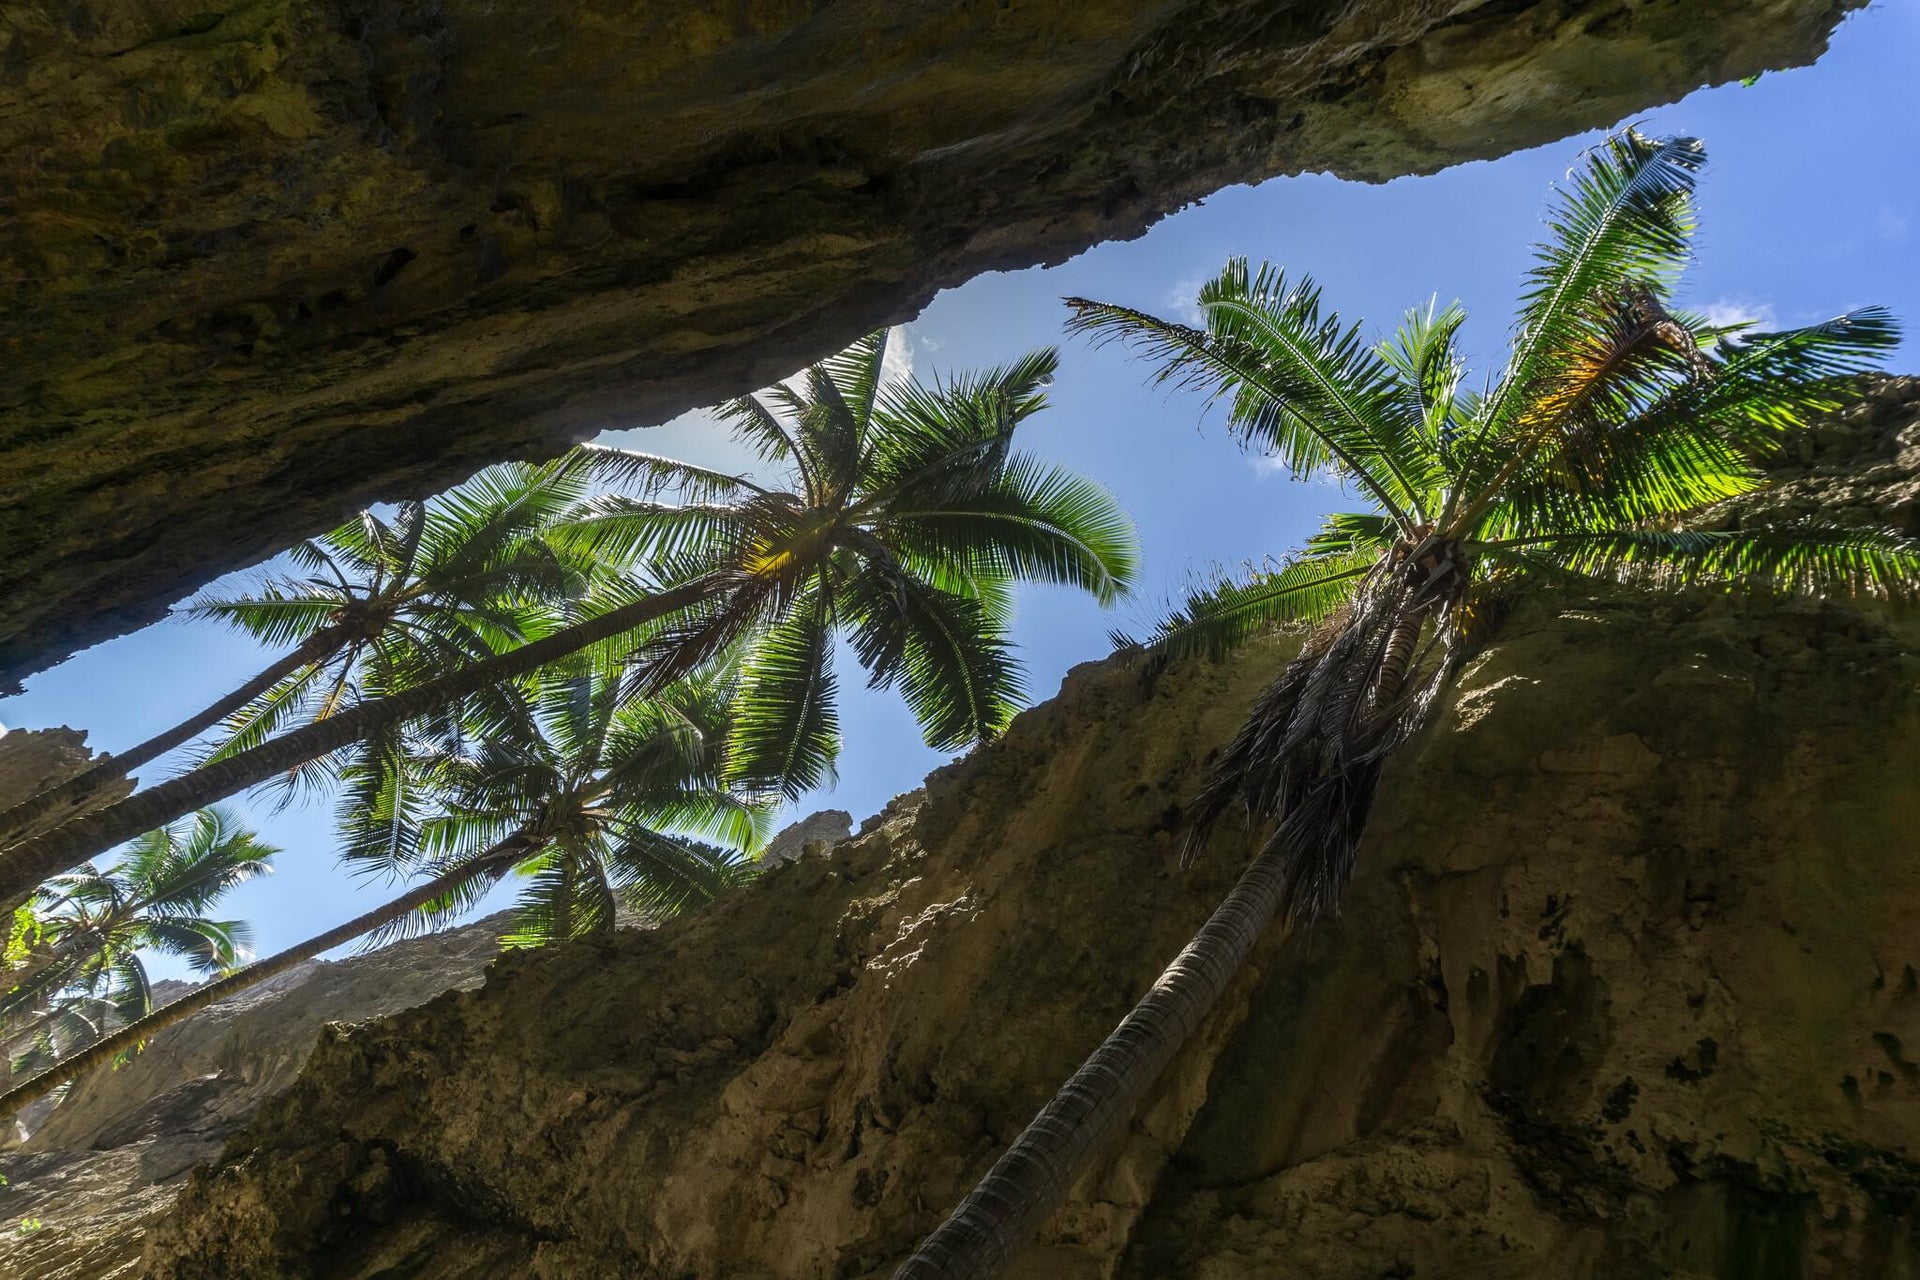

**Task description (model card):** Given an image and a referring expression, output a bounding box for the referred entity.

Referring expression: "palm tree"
[895,131,1919,1279]
[0,666,759,1119]
[0,332,1138,901]
[341,657,766,948]
[562,333,1140,796]
[0,456,597,848]
[4,807,274,1079]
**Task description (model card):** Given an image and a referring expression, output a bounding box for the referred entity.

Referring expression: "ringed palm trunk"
[0,577,718,905]
[0,833,536,1120]
[892,839,1294,1280]
[0,625,349,851]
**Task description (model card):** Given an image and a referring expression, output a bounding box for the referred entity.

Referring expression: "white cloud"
[1698,297,1777,331]
[881,326,915,387]
[1164,274,1208,327]
[1876,204,1912,243]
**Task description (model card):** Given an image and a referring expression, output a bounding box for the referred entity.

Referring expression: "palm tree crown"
[561,331,1141,797]
[898,129,1917,1280]
[341,660,766,949]
[1068,129,1912,923]
[3,807,273,1076]
[0,334,1138,910]
[189,454,604,796]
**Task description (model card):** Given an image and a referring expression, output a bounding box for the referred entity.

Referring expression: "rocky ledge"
[0,0,1867,686]
[17,379,1894,1278]
[0,912,512,1279]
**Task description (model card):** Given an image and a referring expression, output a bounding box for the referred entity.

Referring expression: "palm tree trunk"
[0,833,535,1121]
[892,839,1293,1280]
[0,625,348,851]
[0,576,719,905]
[1366,609,1427,717]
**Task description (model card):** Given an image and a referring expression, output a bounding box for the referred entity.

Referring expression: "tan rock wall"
[129,383,1920,1279]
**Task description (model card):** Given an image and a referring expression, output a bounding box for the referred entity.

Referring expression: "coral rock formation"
[0,913,513,1279]
[118,382,1920,1278]
[0,0,1866,686]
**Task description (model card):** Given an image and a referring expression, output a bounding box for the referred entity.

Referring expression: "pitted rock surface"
[101,382,1920,1280]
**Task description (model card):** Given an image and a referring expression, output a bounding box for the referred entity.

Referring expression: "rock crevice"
[81,381,1920,1280]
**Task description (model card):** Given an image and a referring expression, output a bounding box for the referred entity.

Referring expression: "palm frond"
[1475,129,1705,452]
[1482,525,1920,598]
[883,454,1139,604]
[1064,285,1434,527]
[843,562,1025,751]
[726,590,840,799]
[1115,553,1376,663]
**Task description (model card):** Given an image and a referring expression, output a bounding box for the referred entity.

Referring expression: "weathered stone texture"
[0,0,1865,686]
[101,381,1920,1279]
[0,912,515,1279]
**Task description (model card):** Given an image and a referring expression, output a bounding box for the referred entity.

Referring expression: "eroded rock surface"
[99,383,1920,1279]
[0,912,515,1279]
[0,0,1866,685]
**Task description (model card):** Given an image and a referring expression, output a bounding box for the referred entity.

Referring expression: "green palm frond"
[1482,525,1920,598]
[1379,297,1470,448]
[727,590,840,799]
[1064,282,1434,528]
[1114,553,1376,662]
[574,443,768,504]
[822,329,894,432]
[500,849,617,947]
[605,827,755,919]
[843,562,1024,751]
[548,494,760,577]
[1475,130,1706,450]
[884,454,1138,604]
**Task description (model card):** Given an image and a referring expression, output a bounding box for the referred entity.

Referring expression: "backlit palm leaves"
[0,333,1136,903]
[558,331,1139,798]
[190,454,604,802]
[3,807,273,1078]
[1071,129,1909,920]
[341,661,765,948]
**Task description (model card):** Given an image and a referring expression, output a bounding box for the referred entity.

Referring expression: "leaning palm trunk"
[0,625,346,851]
[0,576,720,905]
[0,833,534,1120]
[896,547,1467,1279]
[893,836,1295,1279]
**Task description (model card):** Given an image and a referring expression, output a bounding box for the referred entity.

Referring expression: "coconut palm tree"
[0,456,598,848]
[0,332,1138,901]
[340,657,765,947]
[0,666,759,1119]
[562,334,1140,796]
[4,807,274,1078]
[895,130,1918,1279]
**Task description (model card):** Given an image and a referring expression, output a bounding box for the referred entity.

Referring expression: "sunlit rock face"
[111,382,1920,1278]
[0,913,514,1280]
[0,0,1865,687]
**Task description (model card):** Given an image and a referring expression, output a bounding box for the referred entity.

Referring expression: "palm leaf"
[726,589,840,799]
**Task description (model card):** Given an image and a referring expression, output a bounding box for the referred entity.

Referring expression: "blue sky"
[5,3,1916,979]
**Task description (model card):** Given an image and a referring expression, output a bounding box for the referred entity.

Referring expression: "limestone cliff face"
[0,913,512,1279]
[111,383,1920,1278]
[0,0,1866,686]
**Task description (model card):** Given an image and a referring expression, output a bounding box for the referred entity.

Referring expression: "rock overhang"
[0,0,1870,687]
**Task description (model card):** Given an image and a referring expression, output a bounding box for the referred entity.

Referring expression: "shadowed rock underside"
[0,0,1866,686]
